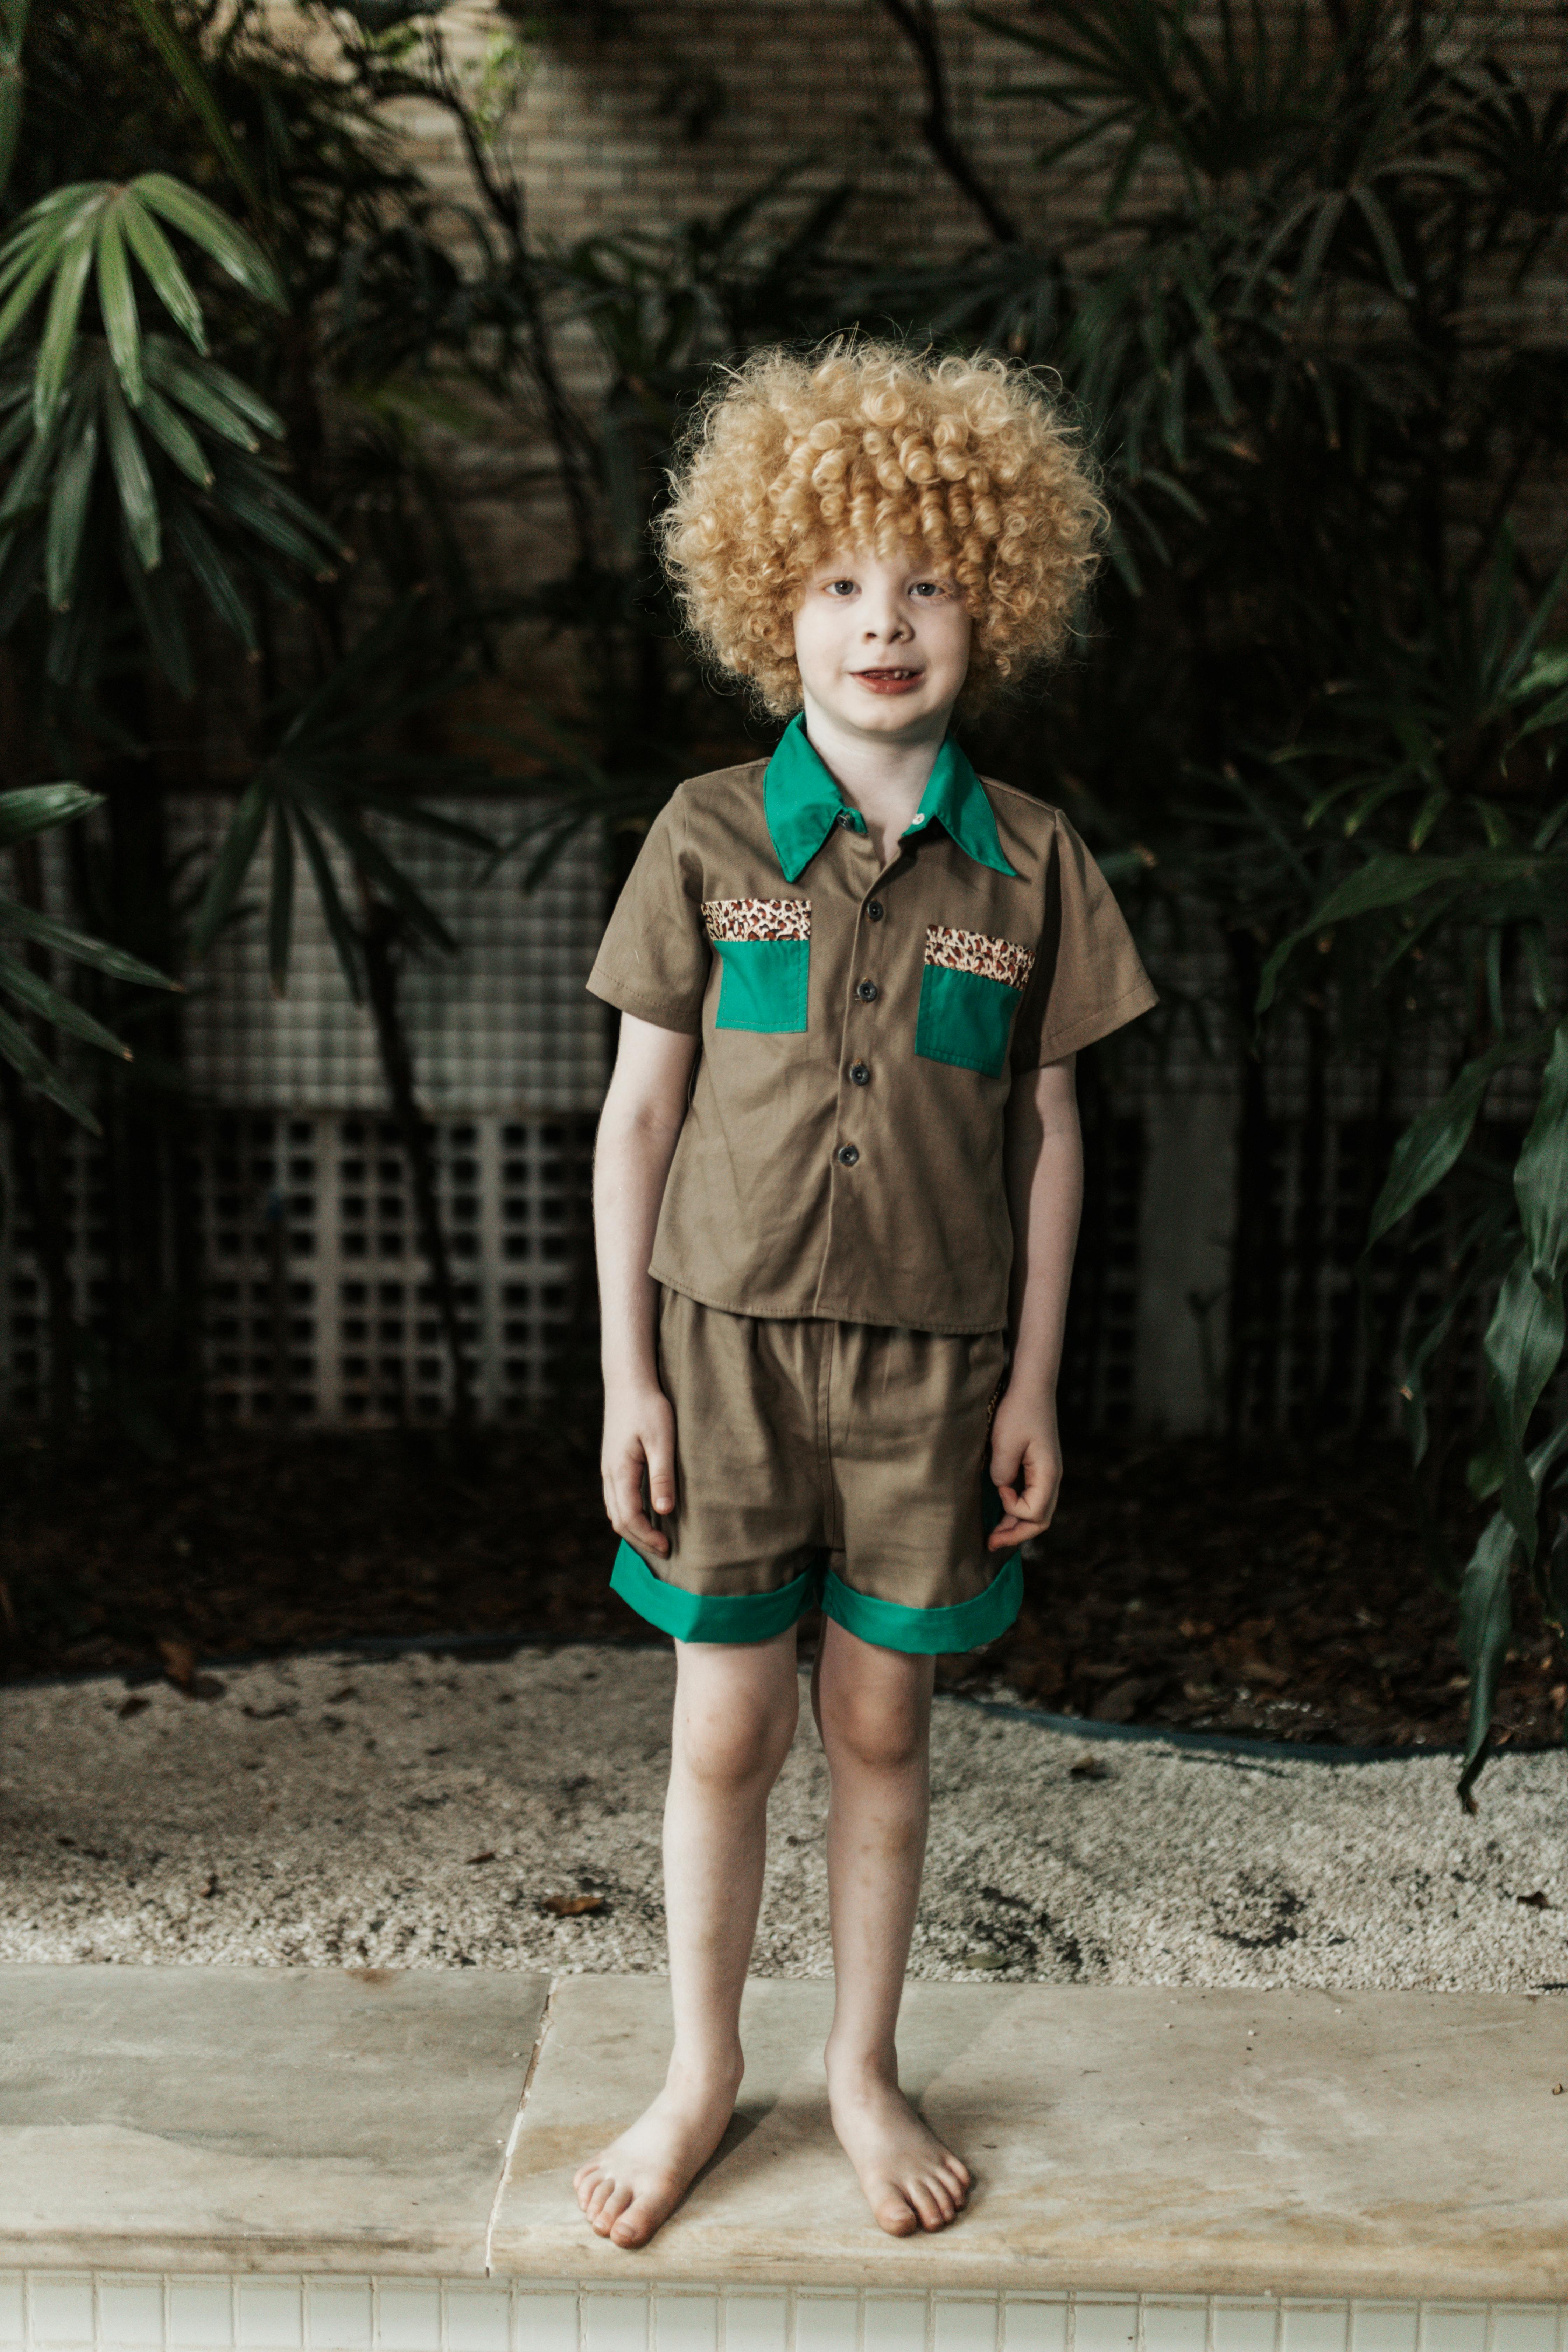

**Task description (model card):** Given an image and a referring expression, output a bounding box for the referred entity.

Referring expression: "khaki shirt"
[588,716,1156,1335]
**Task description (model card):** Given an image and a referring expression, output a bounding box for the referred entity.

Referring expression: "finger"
[1016,1460,1059,1526]
[612,1454,669,1556]
[644,1421,677,1519]
[989,1436,1023,1493]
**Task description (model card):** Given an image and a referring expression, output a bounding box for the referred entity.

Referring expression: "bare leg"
[813,1619,971,2235]
[574,1629,799,2248]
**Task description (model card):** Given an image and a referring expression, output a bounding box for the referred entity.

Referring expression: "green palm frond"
[0,782,179,1130]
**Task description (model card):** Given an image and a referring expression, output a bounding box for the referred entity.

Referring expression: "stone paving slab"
[491,1977,1568,2297]
[4,1968,1567,2297]
[0,1965,547,2274]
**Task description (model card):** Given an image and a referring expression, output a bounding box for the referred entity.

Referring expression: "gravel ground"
[3,1645,1566,1991]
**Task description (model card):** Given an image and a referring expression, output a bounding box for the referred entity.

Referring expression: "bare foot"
[826,2058,972,2236]
[573,2059,741,2249]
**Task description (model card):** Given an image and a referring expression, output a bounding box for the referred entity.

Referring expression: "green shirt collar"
[763,714,1017,882]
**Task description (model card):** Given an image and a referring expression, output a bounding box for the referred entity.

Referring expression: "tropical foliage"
[0,0,1562,1784]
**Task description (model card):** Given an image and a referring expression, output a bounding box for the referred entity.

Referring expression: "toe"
[873,2187,919,2237]
[924,2174,959,2225]
[573,2163,601,2209]
[906,2178,948,2232]
[598,2182,635,2239]
[611,2204,653,2249]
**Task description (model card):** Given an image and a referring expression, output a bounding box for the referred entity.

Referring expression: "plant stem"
[360,897,475,1432]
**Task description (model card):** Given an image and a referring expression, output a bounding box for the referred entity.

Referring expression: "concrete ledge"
[3,1967,1567,2300]
[0,1966,546,2274]
[494,1979,1568,2300]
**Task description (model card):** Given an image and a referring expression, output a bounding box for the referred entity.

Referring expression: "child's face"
[792,547,971,739]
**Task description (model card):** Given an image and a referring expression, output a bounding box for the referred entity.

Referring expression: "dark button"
[834,808,858,831]
[866,899,886,923]
[836,1143,860,1167]
[856,979,879,1002]
[849,1062,870,1086]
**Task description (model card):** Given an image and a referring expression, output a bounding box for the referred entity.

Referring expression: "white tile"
[1420,2318,1487,2352]
[100,2282,167,2350]
[934,2308,997,2352]
[653,2297,718,2352]
[863,2304,926,2352]
[445,2294,511,2352]
[0,2280,23,2351]
[1074,2310,1138,2352]
[169,2282,234,2350]
[1491,2317,1560,2352]
[793,2301,858,2352]
[725,2304,788,2352]
[1214,2314,1278,2352]
[582,2299,649,2352]
[1351,2314,1418,2352]
[513,2292,578,2352]
[378,2291,441,2352]
[1003,2308,1068,2352]
[237,2286,303,2352]
[1282,2314,1346,2352]
[1144,2310,1208,2352]
[308,2287,372,2352]
[28,2279,95,2348]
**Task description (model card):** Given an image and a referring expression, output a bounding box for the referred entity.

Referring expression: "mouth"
[851,667,925,694]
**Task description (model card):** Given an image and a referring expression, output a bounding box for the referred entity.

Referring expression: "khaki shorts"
[610,1288,1022,1656]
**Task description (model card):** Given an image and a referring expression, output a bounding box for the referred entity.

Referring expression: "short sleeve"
[586,792,710,1035]
[1010,810,1158,1068]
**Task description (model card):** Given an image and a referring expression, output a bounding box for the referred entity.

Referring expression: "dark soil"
[2,1423,1564,1754]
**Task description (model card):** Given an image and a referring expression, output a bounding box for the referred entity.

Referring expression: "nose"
[860,592,911,644]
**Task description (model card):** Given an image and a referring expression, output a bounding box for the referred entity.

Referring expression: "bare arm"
[988,1054,1083,1549]
[594,1010,700,1558]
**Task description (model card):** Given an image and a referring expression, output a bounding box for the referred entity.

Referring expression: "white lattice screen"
[0,799,609,1424]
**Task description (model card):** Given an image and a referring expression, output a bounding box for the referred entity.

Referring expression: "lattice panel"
[170,796,608,1114]
[0,1112,595,1425]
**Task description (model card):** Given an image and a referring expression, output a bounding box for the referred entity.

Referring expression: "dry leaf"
[158,1638,197,1690]
[466,1850,496,1866]
[117,1694,150,1720]
[1070,1755,1111,1781]
[539,1892,606,1917]
[1518,1890,1550,1910]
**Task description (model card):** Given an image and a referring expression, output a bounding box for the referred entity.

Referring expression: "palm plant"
[846,0,1566,1783]
[0,780,176,1127]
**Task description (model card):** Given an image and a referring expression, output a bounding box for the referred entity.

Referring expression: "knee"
[677,1684,798,1789]
[819,1686,925,1775]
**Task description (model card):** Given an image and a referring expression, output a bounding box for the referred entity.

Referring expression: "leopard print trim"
[924,923,1035,992]
[703,896,810,944]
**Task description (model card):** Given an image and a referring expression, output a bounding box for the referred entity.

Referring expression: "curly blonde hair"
[656,340,1105,715]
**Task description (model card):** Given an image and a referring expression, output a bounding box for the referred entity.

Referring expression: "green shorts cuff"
[610,1540,821,1643]
[821,1553,1023,1656]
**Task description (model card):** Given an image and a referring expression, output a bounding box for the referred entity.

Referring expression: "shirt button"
[848,1062,870,1086]
[866,899,885,922]
[836,1143,860,1167]
[856,980,879,1002]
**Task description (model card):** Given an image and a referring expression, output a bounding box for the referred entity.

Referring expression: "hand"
[986,1384,1062,1551]
[601,1380,678,1558]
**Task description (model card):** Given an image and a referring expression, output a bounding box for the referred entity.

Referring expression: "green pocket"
[915,960,1020,1077]
[713,937,810,1032]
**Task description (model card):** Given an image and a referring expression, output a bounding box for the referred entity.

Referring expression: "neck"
[798,692,954,817]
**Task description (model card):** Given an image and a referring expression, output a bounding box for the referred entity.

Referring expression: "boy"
[576,343,1155,2250]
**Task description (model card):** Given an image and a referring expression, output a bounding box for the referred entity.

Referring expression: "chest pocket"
[915,924,1036,1079]
[704,897,811,1032]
